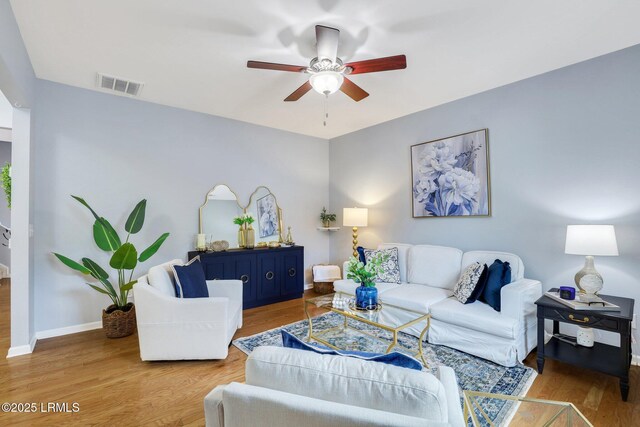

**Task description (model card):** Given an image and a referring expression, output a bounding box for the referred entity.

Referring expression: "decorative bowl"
[211,240,229,252]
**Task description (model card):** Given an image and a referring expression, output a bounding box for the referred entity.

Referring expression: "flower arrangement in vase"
[233,214,256,249]
[345,252,388,310]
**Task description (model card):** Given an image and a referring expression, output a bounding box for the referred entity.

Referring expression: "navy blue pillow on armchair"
[480,260,511,311]
[171,258,209,298]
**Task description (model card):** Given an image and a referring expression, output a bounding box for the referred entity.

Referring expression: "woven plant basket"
[102,303,136,338]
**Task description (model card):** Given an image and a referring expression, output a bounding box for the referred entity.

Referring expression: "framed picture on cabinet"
[256,193,279,238]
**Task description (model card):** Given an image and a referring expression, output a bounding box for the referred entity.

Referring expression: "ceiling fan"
[247,25,407,102]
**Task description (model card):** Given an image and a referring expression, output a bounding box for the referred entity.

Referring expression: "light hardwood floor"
[0,281,637,426]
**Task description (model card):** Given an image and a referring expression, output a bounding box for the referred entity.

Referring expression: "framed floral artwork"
[411,129,490,218]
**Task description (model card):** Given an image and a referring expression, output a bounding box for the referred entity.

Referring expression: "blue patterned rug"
[233,312,537,427]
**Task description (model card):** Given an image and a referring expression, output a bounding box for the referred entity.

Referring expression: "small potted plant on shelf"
[53,196,170,338]
[320,207,336,228]
[345,252,388,310]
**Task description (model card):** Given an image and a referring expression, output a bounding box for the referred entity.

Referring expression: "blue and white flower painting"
[412,130,490,217]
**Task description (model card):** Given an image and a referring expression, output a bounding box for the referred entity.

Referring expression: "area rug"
[233,312,537,427]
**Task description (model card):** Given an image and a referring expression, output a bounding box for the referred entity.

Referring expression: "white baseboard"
[35,321,102,340]
[6,334,37,358]
[632,354,640,366]
[304,283,313,290]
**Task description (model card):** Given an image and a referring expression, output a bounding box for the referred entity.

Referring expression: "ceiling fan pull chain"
[324,94,328,127]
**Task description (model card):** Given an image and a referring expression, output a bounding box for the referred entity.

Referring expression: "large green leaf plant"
[53,196,170,309]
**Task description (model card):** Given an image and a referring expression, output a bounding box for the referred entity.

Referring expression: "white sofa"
[204,346,465,427]
[133,259,243,361]
[334,244,542,367]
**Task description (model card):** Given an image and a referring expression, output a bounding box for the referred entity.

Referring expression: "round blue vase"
[355,285,378,310]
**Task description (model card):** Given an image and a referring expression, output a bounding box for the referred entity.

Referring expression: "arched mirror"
[246,186,283,244]
[199,184,244,246]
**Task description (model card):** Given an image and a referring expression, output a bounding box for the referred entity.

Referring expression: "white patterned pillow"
[364,247,401,284]
[453,262,485,304]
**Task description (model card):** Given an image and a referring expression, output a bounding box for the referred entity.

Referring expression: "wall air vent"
[96,73,143,97]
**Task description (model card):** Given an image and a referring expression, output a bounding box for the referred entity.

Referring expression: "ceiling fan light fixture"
[309,71,344,95]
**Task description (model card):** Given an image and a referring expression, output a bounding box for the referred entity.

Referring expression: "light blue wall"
[329,44,640,355]
[33,80,330,332]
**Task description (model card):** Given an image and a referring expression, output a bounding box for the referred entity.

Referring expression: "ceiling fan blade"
[247,60,307,73]
[315,25,339,63]
[340,77,369,102]
[284,81,313,102]
[345,55,407,75]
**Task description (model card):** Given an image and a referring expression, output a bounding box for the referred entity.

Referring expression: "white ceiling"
[10,0,640,139]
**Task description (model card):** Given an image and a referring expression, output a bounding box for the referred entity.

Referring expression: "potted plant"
[320,207,336,228]
[1,163,10,208]
[345,252,388,310]
[53,196,169,338]
[233,215,246,248]
[243,214,255,249]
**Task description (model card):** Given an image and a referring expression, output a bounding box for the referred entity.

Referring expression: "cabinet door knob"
[569,314,590,323]
[240,274,249,284]
[288,268,296,277]
[265,271,274,280]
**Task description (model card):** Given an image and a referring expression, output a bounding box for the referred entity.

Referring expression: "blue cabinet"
[188,246,304,309]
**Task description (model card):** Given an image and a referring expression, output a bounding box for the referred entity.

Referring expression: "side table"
[535,292,634,401]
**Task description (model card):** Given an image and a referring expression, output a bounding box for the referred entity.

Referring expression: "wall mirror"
[199,184,244,245]
[198,184,284,248]
[246,186,283,244]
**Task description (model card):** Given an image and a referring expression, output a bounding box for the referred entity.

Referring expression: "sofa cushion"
[466,264,489,304]
[407,245,463,289]
[364,247,401,284]
[453,262,485,304]
[356,246,367,263]
[281,331,422,370]
[245,346,449,421]
[462,251,524,282]
[333,280,400,296]
[378,243,413,283]
[147,259,182,297]
[480,260,511,311]
[381,284,452,314]
[430,297,518,339]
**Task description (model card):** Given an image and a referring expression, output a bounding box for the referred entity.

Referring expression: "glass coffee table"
[303,291,430,366]
[463,390,593,427]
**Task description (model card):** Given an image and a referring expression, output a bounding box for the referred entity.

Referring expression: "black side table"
[535,292,634,401]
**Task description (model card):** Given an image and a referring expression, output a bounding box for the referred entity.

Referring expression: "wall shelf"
[317,227,340,231]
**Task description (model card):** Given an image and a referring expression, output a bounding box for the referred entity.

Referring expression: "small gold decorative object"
[268,241,281,248]
[285,226,294,245]
[256,241,268,248]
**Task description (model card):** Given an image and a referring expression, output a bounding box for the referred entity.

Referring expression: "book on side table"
[545,288,620,312]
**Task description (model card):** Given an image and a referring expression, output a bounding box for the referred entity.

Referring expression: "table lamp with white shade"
[343,207,368,258]
[565,225,618,301]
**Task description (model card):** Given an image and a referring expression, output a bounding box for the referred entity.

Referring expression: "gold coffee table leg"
[417,317,430,368]
[304,301,313,341]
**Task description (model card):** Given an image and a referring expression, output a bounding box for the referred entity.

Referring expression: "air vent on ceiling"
[96,73,143,97]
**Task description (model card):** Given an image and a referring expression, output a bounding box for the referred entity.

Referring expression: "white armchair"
[133,259,243,361]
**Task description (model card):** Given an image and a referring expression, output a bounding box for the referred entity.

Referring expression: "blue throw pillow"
[171,258,209,298]
[465,264,488,304]
[480,260,511,311]
[356,246,367,264]
[281,330,422,371]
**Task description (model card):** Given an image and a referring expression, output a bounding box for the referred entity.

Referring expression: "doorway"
[0,89,12,354]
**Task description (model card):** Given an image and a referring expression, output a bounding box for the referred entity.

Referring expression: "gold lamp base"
[351,226,359,258]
